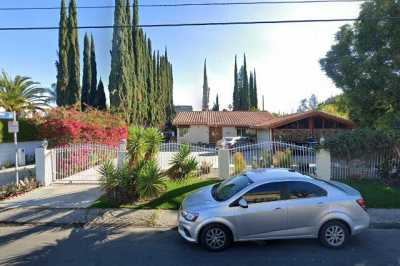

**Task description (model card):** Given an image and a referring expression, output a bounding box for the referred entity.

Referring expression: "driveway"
[0,184,102,208]
[0,226,399,266]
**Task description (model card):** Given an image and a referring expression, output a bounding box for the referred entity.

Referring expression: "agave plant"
[100,127,166,204]
[99,161,136,204]
[136,160,167,200]
[167,144,199,180]
[0,71,54,114]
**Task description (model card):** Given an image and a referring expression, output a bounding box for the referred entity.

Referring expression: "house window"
[237,128,256,138]
[179,127,189,137]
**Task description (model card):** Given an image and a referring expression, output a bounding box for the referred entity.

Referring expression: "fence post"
[117,139,128,169]
[218,149,230,179]
[316,148,331,180]
[35,141,52,186]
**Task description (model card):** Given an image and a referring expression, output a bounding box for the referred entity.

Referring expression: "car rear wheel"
[319,221,349,248]
[200,224,232,251]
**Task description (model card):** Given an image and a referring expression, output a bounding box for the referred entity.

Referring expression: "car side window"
[287,181,327,199]
[242,182,284,204]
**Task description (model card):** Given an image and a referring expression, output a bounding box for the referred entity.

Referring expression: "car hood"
[181,185,219,211]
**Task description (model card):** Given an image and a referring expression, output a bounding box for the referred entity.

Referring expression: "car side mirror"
[238,198,248,208]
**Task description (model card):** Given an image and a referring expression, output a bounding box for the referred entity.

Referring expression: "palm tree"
[0,71,54,114]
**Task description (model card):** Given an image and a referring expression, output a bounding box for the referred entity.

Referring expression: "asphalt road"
[1,225,400,266]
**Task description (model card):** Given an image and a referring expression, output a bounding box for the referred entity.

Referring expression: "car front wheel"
[319,221,350,248]
[200,224,232,251]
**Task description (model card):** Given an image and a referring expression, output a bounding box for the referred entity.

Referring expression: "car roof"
[245,168,313,183]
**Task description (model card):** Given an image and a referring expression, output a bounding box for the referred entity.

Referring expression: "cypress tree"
[202,59,210,111]
[232,55,239,110]
[81,33,92,110]
[212,94,220,111]
[249,71,255,109]
[241,54,250,110]
[132,0,139,75]
[56,0,68,106]
[95,79,107,110]
[253,68,258,109]
[107,0,174,125]
[66,0,80,106]
[109,0,134,115]
[89,34,98,106]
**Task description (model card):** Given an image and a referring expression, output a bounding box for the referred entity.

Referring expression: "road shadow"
[2,223,400,266]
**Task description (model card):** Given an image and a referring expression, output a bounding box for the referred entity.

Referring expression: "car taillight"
[356,198,367,210]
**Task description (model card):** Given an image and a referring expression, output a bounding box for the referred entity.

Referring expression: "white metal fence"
[331,150,400,180]
[158,142,218,171]
[228,141,316,176]
[51,143,118,181]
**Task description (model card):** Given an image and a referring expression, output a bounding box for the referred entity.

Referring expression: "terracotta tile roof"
[173,111,274,127]
[255,110,356,129]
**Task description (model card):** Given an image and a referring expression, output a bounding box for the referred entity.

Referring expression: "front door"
[209,127,222,144]
[233,182,288,240]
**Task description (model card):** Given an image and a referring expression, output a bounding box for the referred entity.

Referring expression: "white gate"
[51,143,118,183]
[228,141,316,176]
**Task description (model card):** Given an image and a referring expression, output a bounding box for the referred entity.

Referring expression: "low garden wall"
[0,141,42,167]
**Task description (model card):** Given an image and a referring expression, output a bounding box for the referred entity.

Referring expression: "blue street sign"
[0,112,14,120]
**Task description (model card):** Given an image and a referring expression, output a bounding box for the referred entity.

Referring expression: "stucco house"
[173,110,356,145]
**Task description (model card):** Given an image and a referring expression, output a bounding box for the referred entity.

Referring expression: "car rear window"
[286,181,327,199]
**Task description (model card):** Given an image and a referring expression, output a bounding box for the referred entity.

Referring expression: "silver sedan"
[178,168,369,251]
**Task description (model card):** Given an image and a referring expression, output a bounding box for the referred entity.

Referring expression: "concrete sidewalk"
[0,207,177,227]
[0,184,102,208]
[0,207,399,229]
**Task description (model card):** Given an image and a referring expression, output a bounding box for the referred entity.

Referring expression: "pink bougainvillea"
[39,107,127,147]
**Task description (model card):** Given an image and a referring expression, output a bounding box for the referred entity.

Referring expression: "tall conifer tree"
[241,54,250,110]
[233,55,239,110]
[66,0,80,106]
[109,0,134,117]
[56,0,68,106]
[95,79,107,110]
[81,33,91,110]
[249,71,254,109]
[252,68,258,109]
[202,59,210,111]
[89,34,98,106]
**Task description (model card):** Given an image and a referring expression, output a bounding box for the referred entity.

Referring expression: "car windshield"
[212,174,253,201]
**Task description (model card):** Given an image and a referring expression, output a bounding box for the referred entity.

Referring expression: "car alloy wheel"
[205,228,226,250]
[319,221,349,248]
[200,224,232,251]
[324,225,345,247]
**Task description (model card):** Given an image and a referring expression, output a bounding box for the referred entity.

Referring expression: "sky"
[0,0,362,113]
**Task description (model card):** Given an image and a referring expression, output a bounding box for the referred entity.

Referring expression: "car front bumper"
[177,212,198,243]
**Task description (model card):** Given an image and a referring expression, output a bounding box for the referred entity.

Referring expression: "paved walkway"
[0,184,102,208]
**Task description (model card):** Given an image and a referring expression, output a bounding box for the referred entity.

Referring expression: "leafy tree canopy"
[320,0,400,129]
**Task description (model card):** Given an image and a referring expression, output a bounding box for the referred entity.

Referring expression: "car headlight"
[181,210,199,222]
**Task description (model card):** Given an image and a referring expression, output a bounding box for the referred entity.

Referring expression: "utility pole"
[13,111,19,184]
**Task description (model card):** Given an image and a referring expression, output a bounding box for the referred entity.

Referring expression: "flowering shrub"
[39,107,127,147]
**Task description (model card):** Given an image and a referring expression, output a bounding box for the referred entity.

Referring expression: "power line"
[0,17,399,31]
[0,0,366,11]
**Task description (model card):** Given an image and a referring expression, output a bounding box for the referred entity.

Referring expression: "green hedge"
[0,119,40,143]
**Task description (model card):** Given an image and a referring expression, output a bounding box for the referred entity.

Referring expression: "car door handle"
[274,207,282,210]
[316,202,325,207]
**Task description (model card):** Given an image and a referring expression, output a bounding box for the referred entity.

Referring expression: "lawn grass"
[91,177,219,210]
[343,179,400,208]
